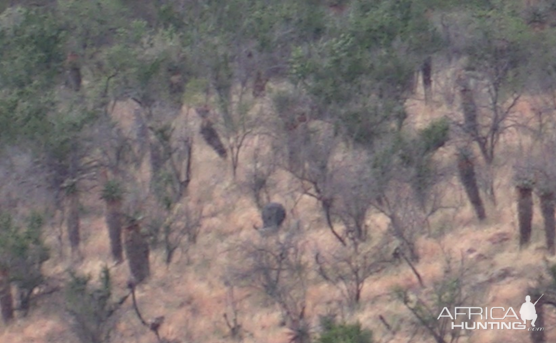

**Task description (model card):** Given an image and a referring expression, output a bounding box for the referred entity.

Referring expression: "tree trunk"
[200,119,227,159]
[517,186,533,247]
[105,200,123,263]
[67,67,82,92]
[0,268,14,324]
[540,191,555,255]
[422,56,432,104]
[124,223,150,284]
[457,152,486,221]
[252,70,268,98]
[67,192,81,254]
[460,87,479,140]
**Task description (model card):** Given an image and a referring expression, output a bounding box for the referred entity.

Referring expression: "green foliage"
[152,170,175,211]
[317,316,373,343]
[57,0,128,51]
[0,8,64,89]
[183,78,209,105]
[419,118,450,155]
[0,211,49,267]
[65,266,119,343]
[286,0,442,147]
[101,180,124,203]
[0,7,64,147]
[0,211,49,315]
[464,4,533,96]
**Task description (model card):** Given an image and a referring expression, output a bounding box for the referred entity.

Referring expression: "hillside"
[0,77,552,343]
[2,1,556,343]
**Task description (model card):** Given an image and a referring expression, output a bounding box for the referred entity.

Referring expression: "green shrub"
[101,180,124,203]
[419,117,450,155]
[316,316,373,343]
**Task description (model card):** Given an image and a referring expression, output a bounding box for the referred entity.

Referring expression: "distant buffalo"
[258,202,286,236]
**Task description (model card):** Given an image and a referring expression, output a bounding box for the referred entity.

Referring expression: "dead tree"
[315,239,391,307]
[280,123,345,245]
[454,70,522,204]
[230,231,308,339]
[331,156,378,243]
[127,281,166,342]
[161,202,204,265]
[124,219,150,284]
[456,148,486,221]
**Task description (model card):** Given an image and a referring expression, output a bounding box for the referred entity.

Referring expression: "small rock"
[487,231,511,245]
[489,267,516,283]
[474,253,488,262]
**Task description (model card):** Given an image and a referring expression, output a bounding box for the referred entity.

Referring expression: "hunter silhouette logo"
[437,294,545,331]
[520,295,541,327]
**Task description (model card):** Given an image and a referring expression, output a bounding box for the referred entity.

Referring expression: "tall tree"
[101,180,125,263]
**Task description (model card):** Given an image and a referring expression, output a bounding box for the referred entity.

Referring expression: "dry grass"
[2,71,556,343]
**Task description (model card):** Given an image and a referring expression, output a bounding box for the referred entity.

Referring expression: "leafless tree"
[149,120,193,206]
[373,180,428,262]
[222,279,250,342]
[315,234,392,307]
[159,201,205,265]
[456,147,486,221]
[127,280,171,343]
[278,117,345,245]
[329,151,378,243]
[229,229,309,342]
[241,144,275,210]
[451,68,522,204]
[395,251,478,343]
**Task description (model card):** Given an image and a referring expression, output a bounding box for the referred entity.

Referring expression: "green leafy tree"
[0,211,50,321]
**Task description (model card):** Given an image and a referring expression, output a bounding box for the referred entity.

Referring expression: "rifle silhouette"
[534,294,544,306]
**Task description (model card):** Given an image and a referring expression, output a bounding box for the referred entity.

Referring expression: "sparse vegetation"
[316,316,373,343]
[65,267,128,343]
[2,1,556,342]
